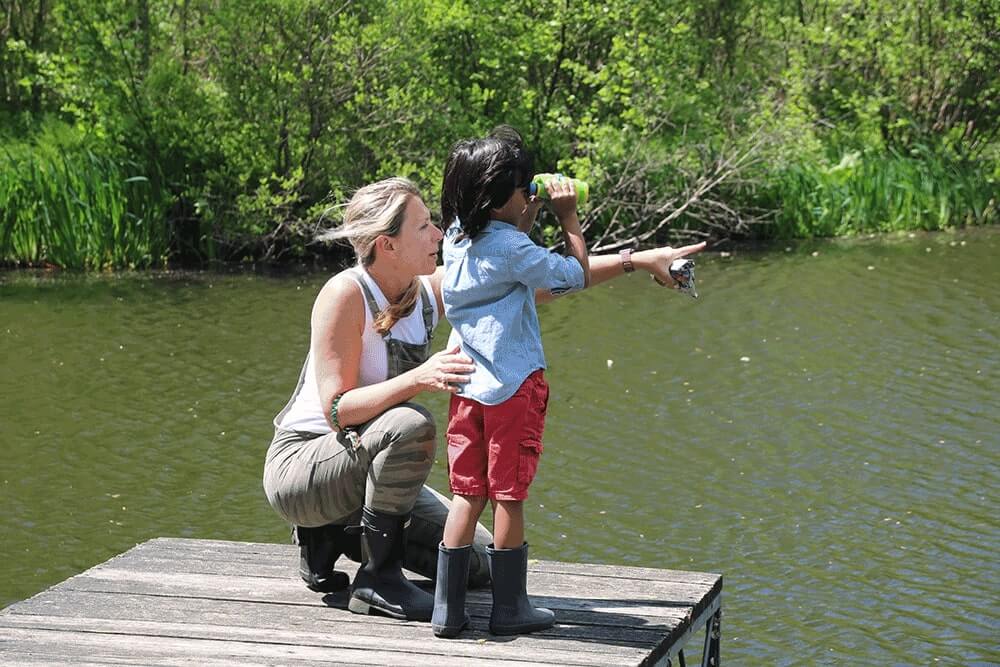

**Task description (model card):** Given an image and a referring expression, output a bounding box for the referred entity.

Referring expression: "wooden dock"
[0,538,722,666]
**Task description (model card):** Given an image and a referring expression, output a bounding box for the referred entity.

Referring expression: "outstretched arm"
[535,241,707,303]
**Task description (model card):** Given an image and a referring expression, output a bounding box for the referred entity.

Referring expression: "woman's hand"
[634,242,708,288]
[413,344,475,393]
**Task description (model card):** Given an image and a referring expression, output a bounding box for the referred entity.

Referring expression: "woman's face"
[393,195,443,275]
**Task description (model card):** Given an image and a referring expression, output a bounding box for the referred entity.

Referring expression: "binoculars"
[528,173,589,207]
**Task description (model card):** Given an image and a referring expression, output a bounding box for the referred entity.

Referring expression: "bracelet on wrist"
[331,392,347,430]
[331,392,362,451]
[620,248,635,273]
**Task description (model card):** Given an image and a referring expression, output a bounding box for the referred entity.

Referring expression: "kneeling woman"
[263,178,490,621]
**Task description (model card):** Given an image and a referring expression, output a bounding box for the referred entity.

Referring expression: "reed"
[0,145,169,269]
[762,148,997,239]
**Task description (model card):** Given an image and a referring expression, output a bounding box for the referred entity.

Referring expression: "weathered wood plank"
[8,658,273,667]
[0,538,722,667]
[6,590,681,648]
[52,572,703,625]
[0,616,647,666]
[80,556,712,606]
[0,626,575,666]
[135,538,719,585]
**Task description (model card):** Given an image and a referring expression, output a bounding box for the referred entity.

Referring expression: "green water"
[2,228,998,664]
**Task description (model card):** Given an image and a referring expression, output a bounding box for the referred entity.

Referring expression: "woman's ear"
[375,234,395,255]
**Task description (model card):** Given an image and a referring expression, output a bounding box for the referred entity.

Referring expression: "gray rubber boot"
[294,524,362,593]
[348,507,434,621]
[487,542,555,635]
[431,543,472,638]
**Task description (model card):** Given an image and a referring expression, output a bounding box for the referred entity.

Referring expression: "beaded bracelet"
[331,392,362,451]
[330,392,347,431]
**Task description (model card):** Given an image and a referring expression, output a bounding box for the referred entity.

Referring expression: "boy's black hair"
[441,125,534,240]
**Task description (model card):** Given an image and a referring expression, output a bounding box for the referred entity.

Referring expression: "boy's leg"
[433,493,486,638]
[480,371,554,635]
[444,494,489,547]
[444,393,489,545]
[405,485,492,586]
[433,394,489,638]
[492,500,524,549]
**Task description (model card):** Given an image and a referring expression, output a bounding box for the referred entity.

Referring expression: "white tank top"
[275,268,438,434]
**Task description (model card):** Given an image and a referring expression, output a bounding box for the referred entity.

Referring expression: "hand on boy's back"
[545,179,578,220]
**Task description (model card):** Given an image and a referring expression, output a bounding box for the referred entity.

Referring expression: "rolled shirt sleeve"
[505,235,586,295]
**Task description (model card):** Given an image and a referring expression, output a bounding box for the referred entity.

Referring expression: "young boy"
[431,126,590,637]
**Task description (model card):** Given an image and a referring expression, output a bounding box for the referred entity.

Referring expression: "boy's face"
[491,179,535,224]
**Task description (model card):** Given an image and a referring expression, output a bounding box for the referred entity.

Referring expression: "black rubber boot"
[487,542,555,635]
[431,543,472,638]
[294,524,359,593]
[348,507,434,621]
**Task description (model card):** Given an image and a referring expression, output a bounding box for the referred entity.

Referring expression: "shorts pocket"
[516,439,543,485]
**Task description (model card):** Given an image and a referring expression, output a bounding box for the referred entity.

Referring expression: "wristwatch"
[620,248,635,273]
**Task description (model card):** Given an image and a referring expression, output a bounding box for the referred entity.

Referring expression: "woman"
[263,176,704,622]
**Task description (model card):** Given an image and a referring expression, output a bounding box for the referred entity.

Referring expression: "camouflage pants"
[263,402,492,585]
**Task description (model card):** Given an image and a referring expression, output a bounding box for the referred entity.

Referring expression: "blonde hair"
[319,177,423,335]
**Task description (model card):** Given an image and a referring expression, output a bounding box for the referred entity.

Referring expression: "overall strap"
[418,279,434,343]
[352,268,390,340]
[353,267,432,343]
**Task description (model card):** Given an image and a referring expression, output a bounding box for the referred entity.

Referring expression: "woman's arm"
[313,273,472,430]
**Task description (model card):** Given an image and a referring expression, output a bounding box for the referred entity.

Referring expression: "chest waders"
[292,271,434,593]
[344,272,438,620]
[296,273,436,623]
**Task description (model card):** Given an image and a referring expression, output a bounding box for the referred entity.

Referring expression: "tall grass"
[0,145,169,269]
[762,147,997,238]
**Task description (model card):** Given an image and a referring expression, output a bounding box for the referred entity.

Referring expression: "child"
[431,126,590,637]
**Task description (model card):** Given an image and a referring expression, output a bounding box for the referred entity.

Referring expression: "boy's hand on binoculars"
[547,179,578,220]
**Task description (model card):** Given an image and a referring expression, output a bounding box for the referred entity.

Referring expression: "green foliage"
[762,147,997,238]
[1,0,997,267]
[0,123,169,269]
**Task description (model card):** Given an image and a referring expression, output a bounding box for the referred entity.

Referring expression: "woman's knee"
[391,402,436,439]
[381,402,437,458]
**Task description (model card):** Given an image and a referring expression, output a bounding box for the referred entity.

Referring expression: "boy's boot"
[487,542,555,635]
[294,524,359,593]
[348,507,434,621]
[431,543,472,638]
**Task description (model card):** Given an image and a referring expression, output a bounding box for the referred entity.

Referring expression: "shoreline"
[2,224,996,278]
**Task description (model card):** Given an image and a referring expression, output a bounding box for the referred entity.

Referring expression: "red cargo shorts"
[446,369,549,501]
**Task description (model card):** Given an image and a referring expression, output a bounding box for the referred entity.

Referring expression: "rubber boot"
[348,507,434,621]
[294,524,358,593]
[487,542,555,635]
[431,543,472,638]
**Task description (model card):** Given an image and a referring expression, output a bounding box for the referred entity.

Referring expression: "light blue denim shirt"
[443,219,585,405]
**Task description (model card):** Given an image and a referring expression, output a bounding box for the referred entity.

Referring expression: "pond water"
[2,228,998,664]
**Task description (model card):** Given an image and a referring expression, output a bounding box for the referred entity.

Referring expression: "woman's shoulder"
[313,269,365,323]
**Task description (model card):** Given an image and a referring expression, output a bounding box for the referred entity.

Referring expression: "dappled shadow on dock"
[321,589,696,652]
